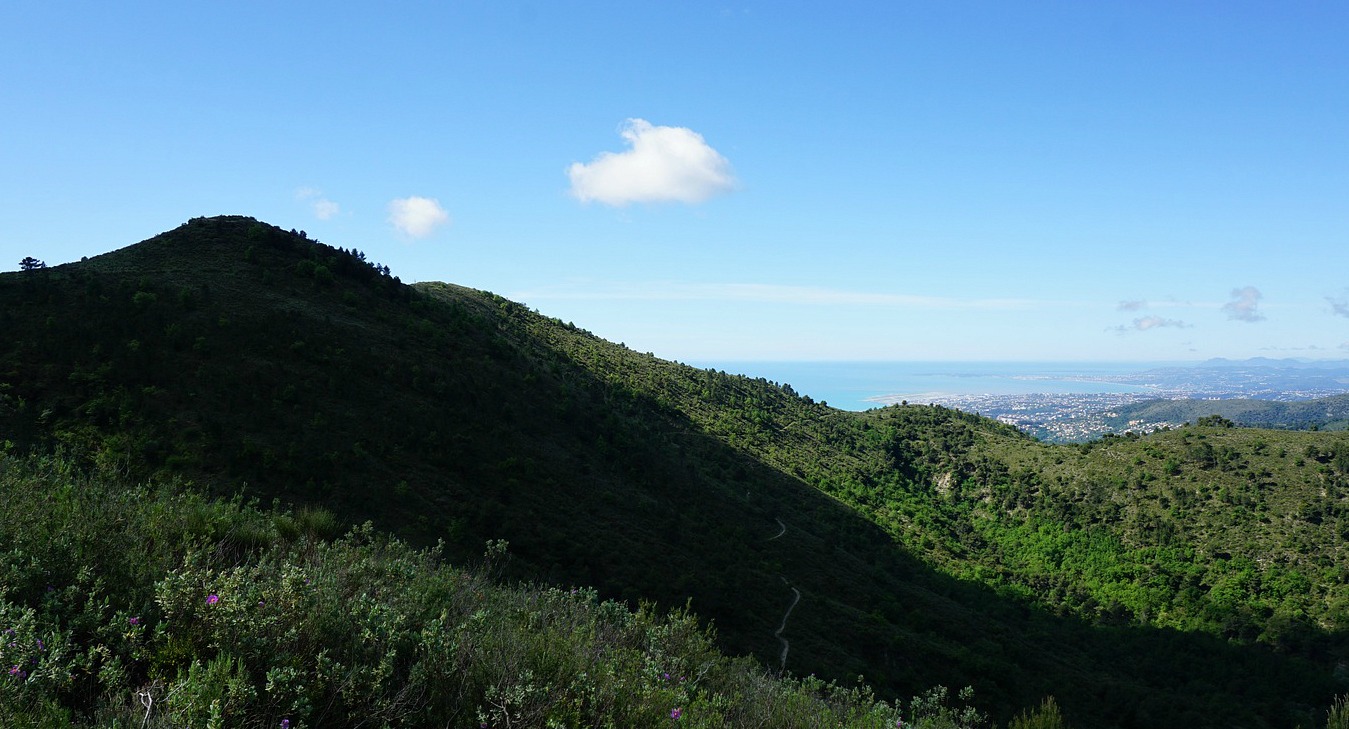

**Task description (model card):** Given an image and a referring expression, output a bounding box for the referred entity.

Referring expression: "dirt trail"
[767,517,800,670]
[774,577,802,670]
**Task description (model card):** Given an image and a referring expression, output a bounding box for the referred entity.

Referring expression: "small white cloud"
[296,187,341,220]
[567,118,735,206]
[1111,316,1189,334]
[1222,286,1264,322]
[388,196,450,238]
[1135,316,1188,331]
[312,199,340,220]
[1117,299,1147,311]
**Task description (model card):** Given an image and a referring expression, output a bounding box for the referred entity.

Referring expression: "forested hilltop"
[3,216,1349,727]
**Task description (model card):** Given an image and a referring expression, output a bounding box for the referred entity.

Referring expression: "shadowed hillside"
[3,216,1347,727]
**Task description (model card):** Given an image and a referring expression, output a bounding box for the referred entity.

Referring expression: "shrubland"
[1,450,1017,728]
[4,216,1349,726]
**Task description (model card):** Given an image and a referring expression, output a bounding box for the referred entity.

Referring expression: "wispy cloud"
[1259,344,1326,352]
[312,200,340,220]
[513,282,1055,310]
[1110,316,1190,334]
[1222,285,1264,322]
[295,187,340,220]
[388,196,450,238]
[1115,297,1210,312]
[568,119,735,205]
[1327,291,1349,318]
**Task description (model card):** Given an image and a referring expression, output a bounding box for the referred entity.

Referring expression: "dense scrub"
[0,451,1024,728]
[4,217,1349,726]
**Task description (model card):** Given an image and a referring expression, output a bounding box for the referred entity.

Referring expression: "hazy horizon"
[690,358,1349,412]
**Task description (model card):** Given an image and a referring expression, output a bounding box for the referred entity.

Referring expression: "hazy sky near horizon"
[3,2,1347,361]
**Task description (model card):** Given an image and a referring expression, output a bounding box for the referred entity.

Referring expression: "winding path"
[767,517,800,670]
[774,578,802,670]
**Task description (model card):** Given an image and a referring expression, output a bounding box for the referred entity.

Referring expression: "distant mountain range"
[868,358,1349,443]
[1198,357,1349,369]
[1118,361,1349,399]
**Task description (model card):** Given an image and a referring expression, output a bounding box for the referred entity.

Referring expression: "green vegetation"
[1006,698,1068,729]
[0,450,946,728]
[813,410,1349,643]
[1328,695,1349,729]
[1106,394,1349,432]
[3,216,1349,726]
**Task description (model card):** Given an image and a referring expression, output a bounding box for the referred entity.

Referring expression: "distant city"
[863,359,1349,442]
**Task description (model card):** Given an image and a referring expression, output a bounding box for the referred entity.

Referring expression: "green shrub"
[903,685,987,729]
[1007,697,1068,729]
[0,451,922,727]
[1328,695,1349,729]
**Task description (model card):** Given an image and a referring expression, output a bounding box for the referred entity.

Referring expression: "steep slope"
[0,450,928,728]
[2,217,1346,727]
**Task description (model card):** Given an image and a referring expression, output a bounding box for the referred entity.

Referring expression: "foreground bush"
[2,451,968,728]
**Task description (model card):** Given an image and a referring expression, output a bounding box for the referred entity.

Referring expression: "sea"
[688,361,1179,412]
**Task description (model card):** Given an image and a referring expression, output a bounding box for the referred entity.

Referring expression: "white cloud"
[567,119,735,205]
[1222,286,1264,322]
[312,199,340,220]
[1117,299,1147,311]
[388,196,450,238]
[1111,316,1190,334]
[295,187,341,220]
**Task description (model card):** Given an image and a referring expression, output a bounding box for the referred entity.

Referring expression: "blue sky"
[3,1,1347,362]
